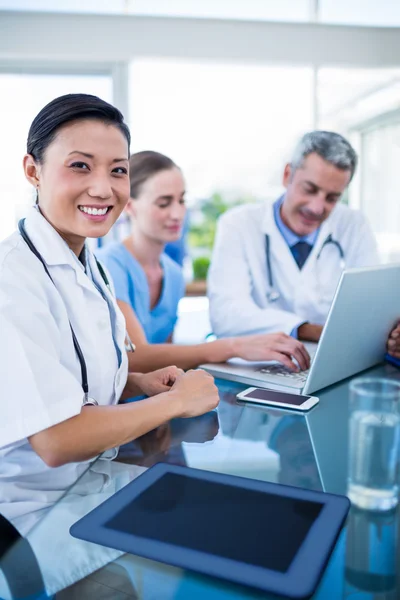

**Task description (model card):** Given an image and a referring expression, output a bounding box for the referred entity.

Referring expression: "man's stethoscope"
[18,219,135,406]
[265,233,345,303]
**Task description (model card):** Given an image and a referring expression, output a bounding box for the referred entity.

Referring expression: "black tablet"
[70,464,350,599]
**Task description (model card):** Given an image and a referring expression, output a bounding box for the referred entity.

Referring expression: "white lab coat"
[0,207,128,531]
[208,200,379,337]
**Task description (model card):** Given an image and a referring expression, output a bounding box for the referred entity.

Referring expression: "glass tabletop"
[1,363,399,600]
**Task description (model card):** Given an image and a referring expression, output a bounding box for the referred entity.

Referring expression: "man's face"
[281,152,352,237]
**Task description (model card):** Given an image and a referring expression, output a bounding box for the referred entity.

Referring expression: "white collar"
[23,206,87,270]
[261,198,337,240]
[21,206,107,296]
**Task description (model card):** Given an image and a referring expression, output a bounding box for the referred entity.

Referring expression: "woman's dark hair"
[27,93,131,163]
[129,151,178,198]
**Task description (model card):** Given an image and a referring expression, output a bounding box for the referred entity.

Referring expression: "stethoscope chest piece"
[82,396,99,407]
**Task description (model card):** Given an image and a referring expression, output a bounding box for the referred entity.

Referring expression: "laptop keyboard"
[259,364,310,382]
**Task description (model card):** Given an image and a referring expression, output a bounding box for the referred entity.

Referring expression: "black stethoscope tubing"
[315,233,345,261]
[18,218,135,403]
[265,233,274,290]
[265,232,345,301]
[18,219,90,399]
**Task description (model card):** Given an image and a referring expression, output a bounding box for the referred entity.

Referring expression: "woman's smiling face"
[126,167,186,244]
[23,119,130,255]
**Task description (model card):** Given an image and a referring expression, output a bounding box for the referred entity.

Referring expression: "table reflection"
[345,506,399,598]
[116,411,220,467]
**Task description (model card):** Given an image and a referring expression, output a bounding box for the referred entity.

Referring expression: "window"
[0,73,112,241]
[129,58,314,267]
[320,0,400,27]
[129,59,314,202]
[359,121,400,262]
[317,67,400,260]
[0,0,312,22]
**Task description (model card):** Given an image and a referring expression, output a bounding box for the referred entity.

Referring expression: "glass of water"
[348,377,400,511]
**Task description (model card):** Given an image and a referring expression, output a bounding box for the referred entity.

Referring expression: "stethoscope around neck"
[18,219,135,406]
[265,232,345,303]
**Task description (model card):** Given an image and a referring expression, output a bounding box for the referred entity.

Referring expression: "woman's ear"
[124,197,137,218]
[23,155,41,189]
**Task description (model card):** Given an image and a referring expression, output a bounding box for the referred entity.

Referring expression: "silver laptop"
[201,264,400,395]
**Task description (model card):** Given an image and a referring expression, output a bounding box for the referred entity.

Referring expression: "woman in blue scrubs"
[98,151,310,372]
[99,226,184,344]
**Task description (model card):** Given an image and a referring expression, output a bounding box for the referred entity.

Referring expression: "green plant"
[192,256,211,281]
[188,192,255,252]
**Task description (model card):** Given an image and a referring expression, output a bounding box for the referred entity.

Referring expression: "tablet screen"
[105,473,323,573]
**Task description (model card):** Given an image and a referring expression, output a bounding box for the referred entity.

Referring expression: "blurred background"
[1,0,400,286]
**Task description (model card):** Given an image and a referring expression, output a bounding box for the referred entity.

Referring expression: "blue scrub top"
[97,243,185,344]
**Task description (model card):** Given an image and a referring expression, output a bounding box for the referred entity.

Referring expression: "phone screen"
[243,388,311,406]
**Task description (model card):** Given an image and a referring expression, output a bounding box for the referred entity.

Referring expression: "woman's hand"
[169,370,219,418]
[387,321,400,358]
[233,333,310,371]
[134,366,184,396]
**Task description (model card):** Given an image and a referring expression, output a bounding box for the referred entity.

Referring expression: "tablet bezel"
[70,463,350,599]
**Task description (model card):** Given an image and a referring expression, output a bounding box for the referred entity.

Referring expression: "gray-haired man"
[208,131,379,343]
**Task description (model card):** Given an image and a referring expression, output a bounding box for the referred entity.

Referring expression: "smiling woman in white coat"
[0,94,219,531]
[208,131,379,343]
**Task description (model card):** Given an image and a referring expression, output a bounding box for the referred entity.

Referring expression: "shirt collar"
[273,195,319,247]
[23,206,87,270]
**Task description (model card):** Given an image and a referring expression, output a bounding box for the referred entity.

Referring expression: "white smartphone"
[236,387,319,412]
